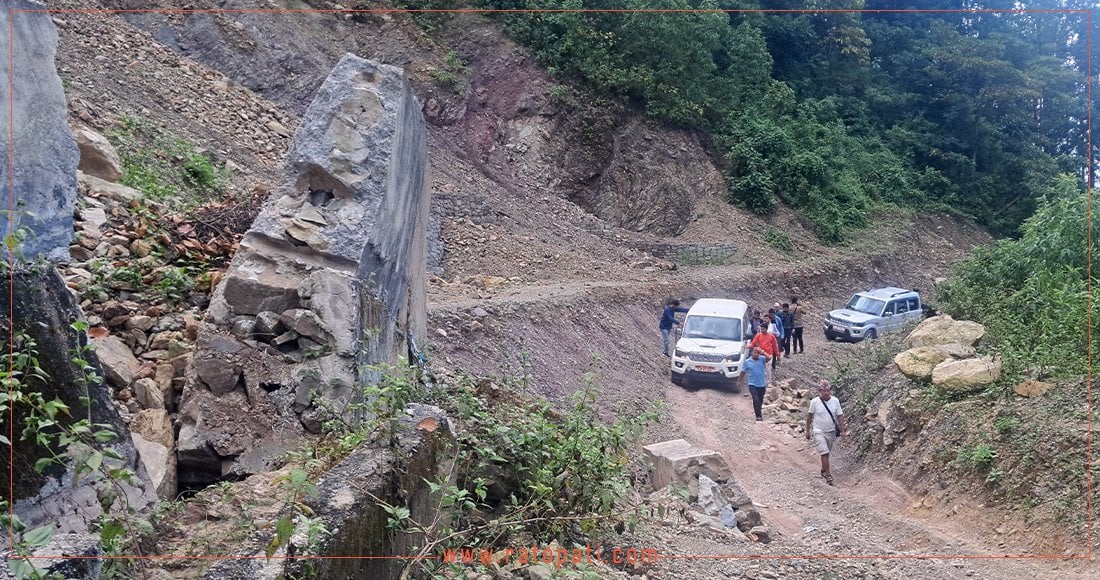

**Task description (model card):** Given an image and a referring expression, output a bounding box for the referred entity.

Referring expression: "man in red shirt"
[748,321,780,373]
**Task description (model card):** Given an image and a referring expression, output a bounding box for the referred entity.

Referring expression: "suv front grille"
[687,352,725,363]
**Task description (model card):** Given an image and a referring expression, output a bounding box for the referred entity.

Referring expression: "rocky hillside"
[47,3,1100,580]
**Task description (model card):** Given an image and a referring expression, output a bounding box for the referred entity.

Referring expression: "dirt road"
[430,279,1096,579]
[625,339,1095,580]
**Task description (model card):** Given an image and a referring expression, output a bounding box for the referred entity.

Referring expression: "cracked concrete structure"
[176,54,430,486]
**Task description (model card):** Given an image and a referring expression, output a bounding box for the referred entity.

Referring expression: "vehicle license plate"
[695,365,716,372]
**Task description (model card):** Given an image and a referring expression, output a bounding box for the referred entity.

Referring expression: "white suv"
[824,287,922,342]
[670,299,750,390]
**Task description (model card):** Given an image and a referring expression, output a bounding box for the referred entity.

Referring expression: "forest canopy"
[399,0,1090,241]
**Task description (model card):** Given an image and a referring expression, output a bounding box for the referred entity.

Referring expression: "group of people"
[746,297,806,365]
[742,347,847,485]
[660,296,845,486]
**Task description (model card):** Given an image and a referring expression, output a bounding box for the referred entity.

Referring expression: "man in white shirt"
[805,380,847,485]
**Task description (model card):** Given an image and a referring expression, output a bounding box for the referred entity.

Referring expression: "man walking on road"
[741,347,771,422]
[749,323,780,376]
[805,380,847,485]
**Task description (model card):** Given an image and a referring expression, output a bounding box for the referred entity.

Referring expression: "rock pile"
[761,377,815,433]
[642,439,766,542]
[894,315,1001,392]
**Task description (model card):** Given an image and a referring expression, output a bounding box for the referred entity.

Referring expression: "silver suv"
[824,287,922,342]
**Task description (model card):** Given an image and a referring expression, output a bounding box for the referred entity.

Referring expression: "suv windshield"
[845,295,885,315]
[682,316,742,341]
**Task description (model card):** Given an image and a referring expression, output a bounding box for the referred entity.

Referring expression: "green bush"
[764,226,792,253]
[937,174,1093,379]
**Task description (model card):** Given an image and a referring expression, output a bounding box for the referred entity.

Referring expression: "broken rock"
[74,126,123,182]
[91,334,140,389]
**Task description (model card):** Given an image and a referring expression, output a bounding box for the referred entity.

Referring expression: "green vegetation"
[427,50,471,93]
[288,359,659,578]
[955,442,996,471]
[763,226,792,253]
[1,326,147,579]
[107,116,228,204]
[398,1,1088,242]
[937,174,1094,381]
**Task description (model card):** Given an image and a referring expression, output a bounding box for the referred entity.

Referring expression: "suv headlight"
[674,349,686,358]
[725,353,740,362]
[853,322,865,327]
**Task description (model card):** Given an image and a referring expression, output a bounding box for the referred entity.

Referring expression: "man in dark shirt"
[659,299,689,357]
[780,303,795,356]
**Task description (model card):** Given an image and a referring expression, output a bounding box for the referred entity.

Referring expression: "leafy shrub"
[937,174,1093,379]
[431,373,660,540]
[957,443,997,470]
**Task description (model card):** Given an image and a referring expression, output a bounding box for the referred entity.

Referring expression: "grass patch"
[764,226,793,253]
[107,116,229,205]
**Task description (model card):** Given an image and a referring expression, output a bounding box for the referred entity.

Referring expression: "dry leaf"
[416,417,439,433]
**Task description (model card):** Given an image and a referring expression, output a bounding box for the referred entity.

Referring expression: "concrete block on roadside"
[643,439,733,494]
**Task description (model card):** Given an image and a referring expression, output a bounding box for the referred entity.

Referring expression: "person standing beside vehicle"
[805,380,847,485]
[749,310,764,337]
[740,347,771,421]
[659,299,689,357]
[790,296,805,354]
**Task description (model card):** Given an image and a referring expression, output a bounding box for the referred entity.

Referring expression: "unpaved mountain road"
[649,349,1095,580]
[429,278,1097,580]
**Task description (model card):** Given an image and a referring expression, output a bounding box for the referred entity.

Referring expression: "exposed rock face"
[74,126,123,182]
[586,120,726,236]
[894,343,976,381]
[1,266,155,533]
[0,1,79,262]
[932,357,1002,392]
[179,55,429,485]
[906,315,986,348]
[201,405,452,580]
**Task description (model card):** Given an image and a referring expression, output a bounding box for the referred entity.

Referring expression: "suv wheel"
[865,328,878,340]
[671,372,684,386]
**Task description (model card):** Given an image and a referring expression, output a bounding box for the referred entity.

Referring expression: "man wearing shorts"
[805,380,847,485]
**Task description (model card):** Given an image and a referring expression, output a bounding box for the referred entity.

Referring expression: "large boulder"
[932,357,1002,392]
[906,315,986,348]
[642,439,760,532]
[2,266,155,534]
[0,1,79,262]
[74,126,123,182]
[894,343,976,380]
[180,55,430,485]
